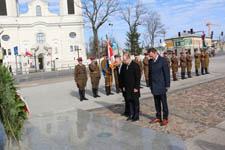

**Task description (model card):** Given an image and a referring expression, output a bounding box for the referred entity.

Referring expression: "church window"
[67,0,75,14]
[36,5,42,16]
[2,35,10,41]
[36,33,45,44]
[69,32,76,38]
[0,0,7,16]
[70,45,74,52]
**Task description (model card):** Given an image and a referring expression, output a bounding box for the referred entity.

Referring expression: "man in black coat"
[122,52,141,121]
[148,48,170,126]
[115,57,129,117]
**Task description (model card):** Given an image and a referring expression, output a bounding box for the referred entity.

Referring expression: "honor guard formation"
[74,48,211,125]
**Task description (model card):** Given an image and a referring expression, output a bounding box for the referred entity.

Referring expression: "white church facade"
[0,0,86,74]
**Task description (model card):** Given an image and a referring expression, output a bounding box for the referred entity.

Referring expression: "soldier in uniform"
[186,51,192,78]
[200,50,205,75]
[74,57,88,101]
[143,52,149,87]
[101,53,113,95]
[204,49,210,74]
[194,50,201,76]
[163,52,171,69]
[89,57,101,98]
[133,53,143,88]
[180,52,187,79]
[171,52,178,81]
[113,54,120,93]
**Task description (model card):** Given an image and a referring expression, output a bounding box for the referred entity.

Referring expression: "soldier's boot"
[173,73,178,81]
[82,90,88,100]
[105,86,110,96]
[79,90,83,101]
[181,73,184,80]
[205,68,210,74]
[196,69,200,76]
[109,86,114,95]
[201,68,205,75]
[188,72,192,78]
[95,88,100,97]
[146,80,150,87]
[92,88,97,98]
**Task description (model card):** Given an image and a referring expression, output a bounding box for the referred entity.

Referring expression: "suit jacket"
[149,55,170,95]
[122,61,141,100]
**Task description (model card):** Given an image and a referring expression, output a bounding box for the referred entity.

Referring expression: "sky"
[18,0,225,48]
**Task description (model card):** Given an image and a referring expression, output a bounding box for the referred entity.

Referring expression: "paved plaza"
[13,54,225,150]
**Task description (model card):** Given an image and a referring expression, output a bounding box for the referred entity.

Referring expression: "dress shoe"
[150,119,161,124]
[161,120,168,126]
[127,116,133,121]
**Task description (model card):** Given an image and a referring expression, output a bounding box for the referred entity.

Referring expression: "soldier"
[200,50,205,75]
[143,52,149,87]
[204,49,210,74]
[186,51,192,78]
[114,54,120,93]
[194,50,201,76]
[163,52,171,69]
[101,53,113,96]
[180,52,187,79]
[171,52,179,81]
[133,53,143,88]
[89,57,101,98]
[74,57,88,101]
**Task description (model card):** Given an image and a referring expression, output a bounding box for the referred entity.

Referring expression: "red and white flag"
[25,52,33,57]
[106,41,114,68]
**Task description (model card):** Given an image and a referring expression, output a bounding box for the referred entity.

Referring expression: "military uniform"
[89,57,101,98]
[114,55,120,93]
[204,50,210,74]
[101,56,113,95]
[180,52,187,79]
[194,52,201,76]
[200,51,205,75]
[186,53,192,78]
[163,52,171,69]
[171,53,178,81]
[143,53,149,87]
[74,58,88,101]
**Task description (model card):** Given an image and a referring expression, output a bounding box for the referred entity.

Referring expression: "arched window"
[36,33,45,44]
[67,0,75,14]
[36,5,42,16]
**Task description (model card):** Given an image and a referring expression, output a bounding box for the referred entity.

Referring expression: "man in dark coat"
[115,56,129,117]
[148,48,170,126]
[122,52,141,122]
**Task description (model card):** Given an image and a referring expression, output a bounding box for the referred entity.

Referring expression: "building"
[0,0,86,74]
[165,32,212,56]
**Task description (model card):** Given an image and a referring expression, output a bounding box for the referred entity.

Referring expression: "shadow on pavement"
[70,90,80,100]
[196,140,225,150]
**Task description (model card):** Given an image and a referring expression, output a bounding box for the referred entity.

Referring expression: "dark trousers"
[153,94,169,120]
[124,95,130,115]
[128,98,139,119]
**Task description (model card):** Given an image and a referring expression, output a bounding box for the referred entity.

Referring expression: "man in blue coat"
[148,48,170,126]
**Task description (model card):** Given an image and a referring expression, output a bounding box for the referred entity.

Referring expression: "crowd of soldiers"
[74,49,210,101]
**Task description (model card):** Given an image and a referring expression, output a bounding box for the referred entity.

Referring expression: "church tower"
[60,0,82,16]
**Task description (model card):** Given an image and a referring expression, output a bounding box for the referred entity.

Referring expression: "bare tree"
[144,11,165,47]
[79,0,119,57]
[121,2,147,53]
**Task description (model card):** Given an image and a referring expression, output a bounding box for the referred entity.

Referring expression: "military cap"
[77,57,83,61]
[90,57,95,60]
[144,52,148,56]
[172,52,176,54]
[163,52,167,54]
[114,54,119,58]
[103,53,107,57]
[180,52,184,54]
[134,53,138,56]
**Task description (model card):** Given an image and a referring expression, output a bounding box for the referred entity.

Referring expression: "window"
[70,45,74,52]
[2,35,10,41]
[8,49,11,55]
[67,0,75,14]
[0,0,7,16]
[36,5,42,16]
[36,33,45,44]
[3,48,6,56]
[69,32,76,38]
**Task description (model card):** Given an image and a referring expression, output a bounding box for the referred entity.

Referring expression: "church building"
[0,0,86,73]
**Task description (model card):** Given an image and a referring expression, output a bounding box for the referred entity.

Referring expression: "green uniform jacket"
[89,62,101,89]
[74,64,88,90]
